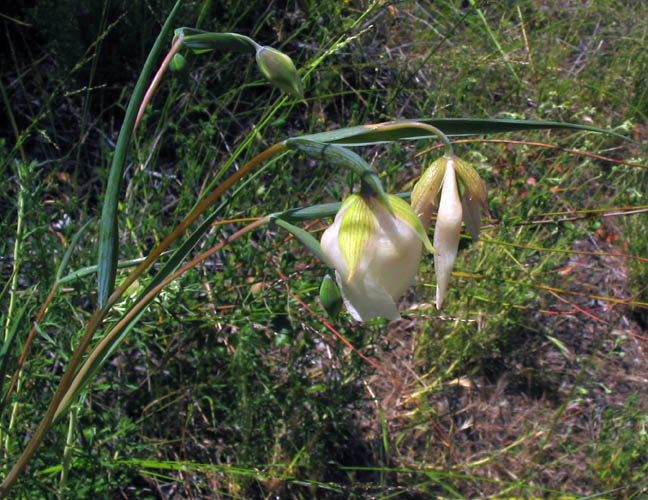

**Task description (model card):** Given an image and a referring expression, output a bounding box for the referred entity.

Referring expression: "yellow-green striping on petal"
[387,195,435,254]
[338,195,376,281]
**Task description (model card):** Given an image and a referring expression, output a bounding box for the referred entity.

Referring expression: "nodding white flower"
[411,156,488,308]
[321,193,434,321]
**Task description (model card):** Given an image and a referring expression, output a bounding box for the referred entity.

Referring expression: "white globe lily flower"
[321,193,434,321]
[411,156,488,308]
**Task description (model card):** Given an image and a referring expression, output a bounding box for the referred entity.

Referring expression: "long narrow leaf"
[272,191,411,222]
[297,118,628,146]
[278,202,342,221]
[97,0,183,307]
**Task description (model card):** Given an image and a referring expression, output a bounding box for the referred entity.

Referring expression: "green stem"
[385,121,455,157]
[134,34,184,132]
[3,284,58,405]
[3,165,26,344]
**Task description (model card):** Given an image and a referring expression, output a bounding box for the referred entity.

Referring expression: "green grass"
[1,0,647,498]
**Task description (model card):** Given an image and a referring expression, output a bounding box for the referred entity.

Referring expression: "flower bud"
[320,274,343,320]
[321,193,434,321]
[255,46,304,99]
[170,53,187,72]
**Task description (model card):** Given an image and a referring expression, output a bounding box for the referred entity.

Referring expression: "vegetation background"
[1,0,647,498]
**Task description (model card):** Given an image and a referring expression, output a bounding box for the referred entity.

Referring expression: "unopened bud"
[320,274,343,320]
[170,53,187,72]
[255,46,304,99]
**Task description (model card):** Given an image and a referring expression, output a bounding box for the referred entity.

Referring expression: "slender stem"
[372,121,454,156]
[56,217,270,417]
[58,408,77,498]
[3,166,26,344]
[406,121,454,156]
[134,34,184,132]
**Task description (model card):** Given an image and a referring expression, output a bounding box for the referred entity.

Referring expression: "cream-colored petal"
[321,203,348,273]
[371,199,424,300]
[387,194,434,254]
[434,159,462,309]
[335,270,400,321]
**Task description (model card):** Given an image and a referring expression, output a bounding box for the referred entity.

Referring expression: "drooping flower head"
[321,193,434,321]
[411,155,488,308]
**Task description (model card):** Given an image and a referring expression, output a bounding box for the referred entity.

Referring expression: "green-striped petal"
[338,195,376,280]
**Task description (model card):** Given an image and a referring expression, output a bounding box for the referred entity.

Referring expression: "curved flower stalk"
[411,155,488,308]
[321,193,434,321]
